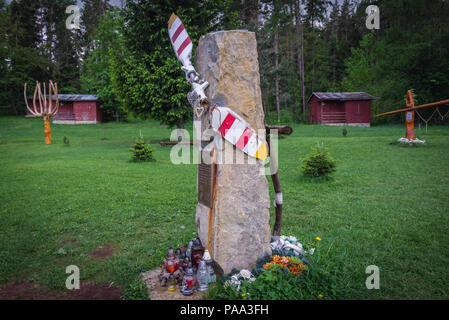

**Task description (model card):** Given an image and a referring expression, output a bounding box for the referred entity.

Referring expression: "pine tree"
[3,0,49,115]
[81,0,110,54]
[81,8,127,121]
[51,0,81,93]
[130,133,154,162]
[114,0,220,129]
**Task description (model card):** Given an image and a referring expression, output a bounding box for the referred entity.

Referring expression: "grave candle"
[180,264,195,296]
[191,238,205,269]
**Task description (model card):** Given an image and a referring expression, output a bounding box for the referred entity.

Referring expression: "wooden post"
[376,90,449,139]
[405,90,416,140]
[267,134,282,237]
[44,119,51,144]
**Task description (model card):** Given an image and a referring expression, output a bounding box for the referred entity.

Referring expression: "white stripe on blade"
[173,30,189,52]
[225,118,246,145]
[168,18,181,38]
[243,134,259,156]
[211,108,228,132]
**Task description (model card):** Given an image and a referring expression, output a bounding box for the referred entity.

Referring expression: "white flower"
[239,269,256,282]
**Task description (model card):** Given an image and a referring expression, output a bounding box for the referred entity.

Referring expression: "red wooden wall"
[73,101,98,122]
[344,100,371,124]
[309,96,371,125]
[26,99,102,123]
[309,96,321,124]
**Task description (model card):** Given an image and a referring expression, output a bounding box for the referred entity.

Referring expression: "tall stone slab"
[194,30,271,274]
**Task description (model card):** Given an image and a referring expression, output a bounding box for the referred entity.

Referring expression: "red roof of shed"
[27,94,100,102]
[308,92,377,103]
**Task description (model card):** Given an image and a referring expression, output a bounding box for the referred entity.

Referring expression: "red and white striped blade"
[168,13,192,62]
[211,107,268,161]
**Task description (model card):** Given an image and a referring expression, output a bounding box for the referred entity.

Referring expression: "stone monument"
[194,30,272,274]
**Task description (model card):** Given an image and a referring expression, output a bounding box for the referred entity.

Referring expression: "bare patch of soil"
[0,281,122,300]
[89,244,114,261]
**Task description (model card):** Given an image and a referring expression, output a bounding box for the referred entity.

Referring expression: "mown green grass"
[0,116,448,299]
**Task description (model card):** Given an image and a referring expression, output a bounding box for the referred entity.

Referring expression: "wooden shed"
[308,92,375,127]
[26,94,102,124]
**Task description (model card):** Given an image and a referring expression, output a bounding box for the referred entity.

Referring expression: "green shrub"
[203,253,338,300]
[63,136,70,146]
[300,143,337,178]
[342,127,348,137]
[130,134,154,162]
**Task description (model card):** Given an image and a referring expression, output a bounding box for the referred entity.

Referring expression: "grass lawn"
[0,116,448,299]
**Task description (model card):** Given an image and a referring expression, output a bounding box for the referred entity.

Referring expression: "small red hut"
[308,92,375,127]
[26,94,102,124]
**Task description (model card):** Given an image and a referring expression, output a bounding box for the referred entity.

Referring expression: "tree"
[81,8,127,122]
[0,0,9,114]
[51,0,82,93]
[81,0,109,54]
[305,0,329,27]
[343,0,449,124]
[113,0,220,129]
[2,0,49,115]
[295,0,306,121]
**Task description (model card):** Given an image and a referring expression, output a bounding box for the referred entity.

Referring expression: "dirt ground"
[0,243,122,300]
[88,244,115,261]
[0,280,122,300]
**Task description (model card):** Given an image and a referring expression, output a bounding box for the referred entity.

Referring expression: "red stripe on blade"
[171,24,184,43]
[177,37,191,56]
[218,113,236,137]
[235,127,253,150]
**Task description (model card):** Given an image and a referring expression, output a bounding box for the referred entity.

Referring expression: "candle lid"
[202,250,212,261]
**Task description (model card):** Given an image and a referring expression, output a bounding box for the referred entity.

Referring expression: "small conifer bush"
[130,133,154,162]
[300,143,336,178]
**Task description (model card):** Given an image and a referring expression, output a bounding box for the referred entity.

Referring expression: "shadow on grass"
[298,175,336,183]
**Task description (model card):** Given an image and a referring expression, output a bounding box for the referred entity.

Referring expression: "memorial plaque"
[198,162,214,208]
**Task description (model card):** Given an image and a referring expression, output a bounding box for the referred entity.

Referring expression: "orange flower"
[263,262,273,269]
[263,255,307,276]
[280,257,289,264]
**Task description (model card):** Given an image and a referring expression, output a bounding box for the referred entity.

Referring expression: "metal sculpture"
[24,81,59,144]
[376,90,449,141]
[168,13,208,100]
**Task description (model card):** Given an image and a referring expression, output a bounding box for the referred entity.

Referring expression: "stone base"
[141,268,205,300]
[397,137,426,144]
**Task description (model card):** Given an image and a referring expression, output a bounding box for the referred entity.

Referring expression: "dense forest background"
[1,0,449,125]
